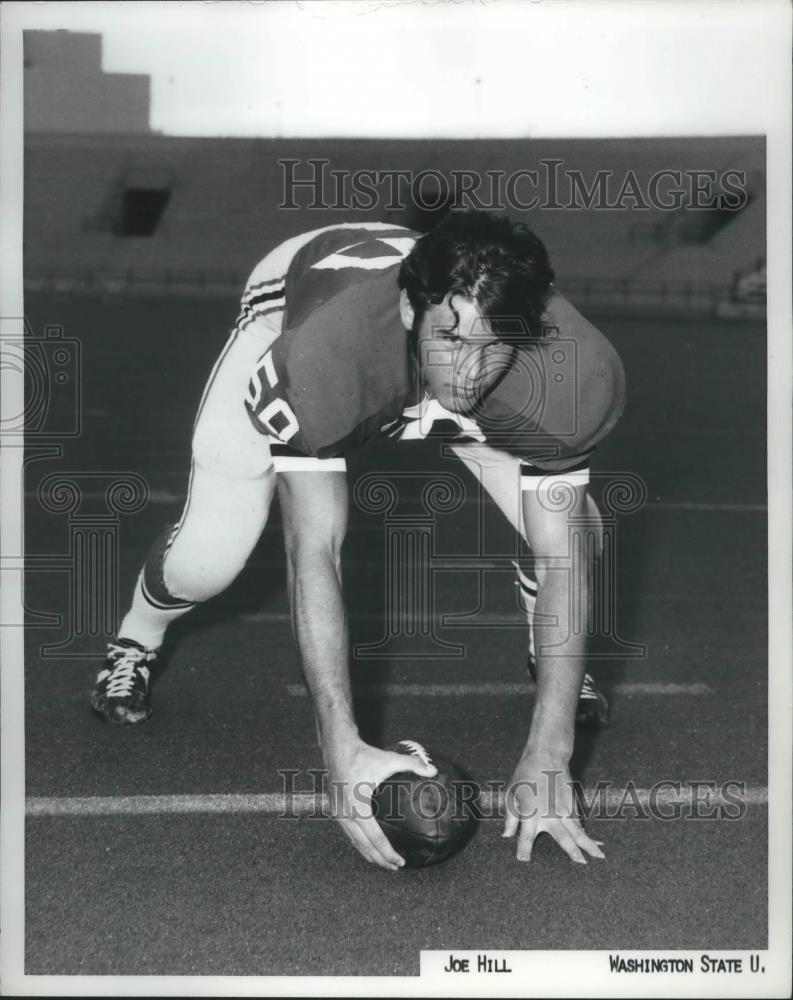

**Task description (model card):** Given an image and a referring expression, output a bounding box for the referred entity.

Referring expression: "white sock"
[117,571,194,652]
[513,560,537,667]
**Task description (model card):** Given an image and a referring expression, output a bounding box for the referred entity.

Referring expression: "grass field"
[20,292,768,975]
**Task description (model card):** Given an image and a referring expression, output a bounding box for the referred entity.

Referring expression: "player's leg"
[91,324,279,724]
[450,441,609,727]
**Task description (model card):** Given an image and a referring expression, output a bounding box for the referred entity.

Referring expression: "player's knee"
[163,514,270,604]
[165,572,225,605]
[160,546,218,603]
[140,527,239,606]
[165,538,254,602]
[142,524,197,606]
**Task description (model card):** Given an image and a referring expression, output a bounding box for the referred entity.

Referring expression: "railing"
[559,277,730,312]
[24,266,245,295]
[714,257,767,319]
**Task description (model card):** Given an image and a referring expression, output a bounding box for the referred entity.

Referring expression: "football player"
[91,210,625,868]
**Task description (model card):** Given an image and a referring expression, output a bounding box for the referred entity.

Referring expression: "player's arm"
[503,482,605,864]
[276,469,435,871]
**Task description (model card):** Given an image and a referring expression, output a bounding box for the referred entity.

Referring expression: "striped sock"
[514,560,601,707]
[513,560,537,674]
[117,573,194,651]
[117,525,195,651]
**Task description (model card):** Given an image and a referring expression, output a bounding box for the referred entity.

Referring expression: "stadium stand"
[22,31,765,312]
[24,133,765,313]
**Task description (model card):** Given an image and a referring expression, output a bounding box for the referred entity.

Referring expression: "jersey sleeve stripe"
[246,276,286,294]
[247,287,286,306]
[237,302,284,332]
[239,280,285,312]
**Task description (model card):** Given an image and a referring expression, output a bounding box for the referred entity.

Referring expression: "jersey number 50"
[245,350,300,444]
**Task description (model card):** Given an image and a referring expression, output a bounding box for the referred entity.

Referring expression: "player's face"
[414,296,515,413]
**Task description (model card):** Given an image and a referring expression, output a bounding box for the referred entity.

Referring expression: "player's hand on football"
[325,741,437,871]
[502,754,605,864]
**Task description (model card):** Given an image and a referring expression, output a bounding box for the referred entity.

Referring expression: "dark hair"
[398,209,555,344]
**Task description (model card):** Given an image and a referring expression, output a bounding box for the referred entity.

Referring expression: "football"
[372,740,479,867]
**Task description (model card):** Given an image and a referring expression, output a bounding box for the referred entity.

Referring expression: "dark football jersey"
[472,292,626,471]
[244,226,416,457]
[244,225,625,470]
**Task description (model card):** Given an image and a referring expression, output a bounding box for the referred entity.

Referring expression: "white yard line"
[26,784,768,817]
[285,681,713,697]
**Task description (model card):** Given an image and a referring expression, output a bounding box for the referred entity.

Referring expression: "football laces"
[398,739,433,768]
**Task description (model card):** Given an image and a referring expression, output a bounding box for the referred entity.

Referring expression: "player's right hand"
[324,740,437,871]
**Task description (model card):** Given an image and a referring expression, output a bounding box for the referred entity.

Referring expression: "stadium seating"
[24,133,765,308]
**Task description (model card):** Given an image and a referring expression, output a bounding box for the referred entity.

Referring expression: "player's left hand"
[502,753,605,864]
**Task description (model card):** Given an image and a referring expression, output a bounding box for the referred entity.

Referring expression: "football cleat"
[90,638,157,725]
[576,671,610,729]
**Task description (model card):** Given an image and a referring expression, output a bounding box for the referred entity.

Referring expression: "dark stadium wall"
[24,132,765,309]
[21,31,765,312]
